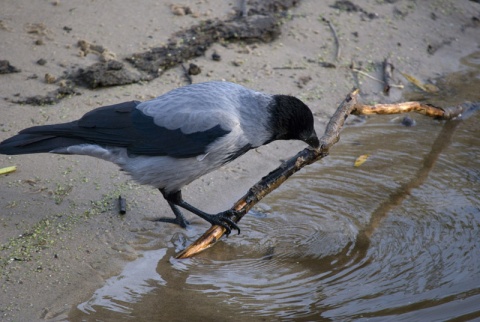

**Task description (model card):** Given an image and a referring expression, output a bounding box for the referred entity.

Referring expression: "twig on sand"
[322,18,341,61]
[272,66,306,70]
[351,67,404,89]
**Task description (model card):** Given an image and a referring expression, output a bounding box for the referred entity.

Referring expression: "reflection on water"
[77,249,167,315]
[69,56,480,321]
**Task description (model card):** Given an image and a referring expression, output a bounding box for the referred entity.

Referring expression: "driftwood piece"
[176,95,477,259]
[176,89,360,259]
[352,101,472,120]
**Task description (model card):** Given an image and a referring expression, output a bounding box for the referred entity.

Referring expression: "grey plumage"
[0,81,319,234]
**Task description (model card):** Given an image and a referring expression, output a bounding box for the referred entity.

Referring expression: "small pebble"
[212,52,221,61]
[171,5,192,16]
[172,7,185,16]
[58,79,68,87]
[37,58,47,66]
[232,60,244,67]
[44,73,56,84]
[188,63,201,75]
[0,60,21,74]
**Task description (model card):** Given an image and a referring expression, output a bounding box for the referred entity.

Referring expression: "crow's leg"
[164,190,241,235]
[152,189,190,228]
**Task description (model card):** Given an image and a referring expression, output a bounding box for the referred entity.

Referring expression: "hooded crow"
[0,81,319,235]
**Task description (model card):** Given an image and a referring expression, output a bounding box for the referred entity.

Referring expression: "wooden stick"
[352,101,471,119]
[176,96,477,259]
[351,67,404,89]
[322,18,341,61]
[176,89,360,259]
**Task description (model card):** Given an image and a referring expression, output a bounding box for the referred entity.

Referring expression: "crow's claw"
[206,211,240,236]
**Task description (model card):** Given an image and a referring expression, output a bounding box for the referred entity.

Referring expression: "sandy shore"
[1,0,479,320]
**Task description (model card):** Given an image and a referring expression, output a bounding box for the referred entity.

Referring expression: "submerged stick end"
[175,225,226,259]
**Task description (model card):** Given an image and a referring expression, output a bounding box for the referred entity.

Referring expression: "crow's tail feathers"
[0,133,86,155]
[0,120,92,155]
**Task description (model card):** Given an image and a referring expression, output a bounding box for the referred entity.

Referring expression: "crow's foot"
[203,210,241,236]
[152,215,189,229]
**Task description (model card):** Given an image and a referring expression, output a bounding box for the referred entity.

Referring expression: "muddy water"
[69,58,480,321]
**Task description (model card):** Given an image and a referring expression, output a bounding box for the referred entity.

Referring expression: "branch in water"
[176,89,360,259]
[176,96,477,259]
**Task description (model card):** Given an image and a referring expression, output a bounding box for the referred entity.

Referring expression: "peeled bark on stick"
[352,101,470,119]
[176,94,477,259]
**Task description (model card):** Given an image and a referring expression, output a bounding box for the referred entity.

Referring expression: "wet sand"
[0,1,479,320]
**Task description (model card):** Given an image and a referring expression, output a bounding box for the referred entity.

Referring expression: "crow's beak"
[305,132,320,149]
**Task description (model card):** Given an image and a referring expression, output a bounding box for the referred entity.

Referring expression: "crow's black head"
[268,95,319,148]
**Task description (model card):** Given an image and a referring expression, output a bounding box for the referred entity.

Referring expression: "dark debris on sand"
[9,0,301,104]
[0,60,21,74]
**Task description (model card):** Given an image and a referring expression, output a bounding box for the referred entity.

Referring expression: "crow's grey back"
[137,81,273,146]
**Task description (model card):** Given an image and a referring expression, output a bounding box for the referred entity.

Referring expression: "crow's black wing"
[2,101,230,158]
